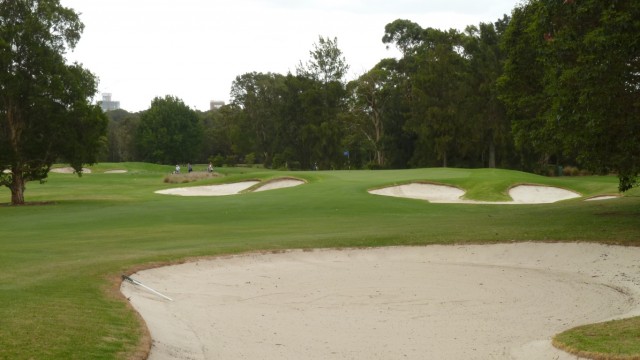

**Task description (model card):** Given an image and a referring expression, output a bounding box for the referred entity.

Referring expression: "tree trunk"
[488,140,496,168]
[10,170,25,205]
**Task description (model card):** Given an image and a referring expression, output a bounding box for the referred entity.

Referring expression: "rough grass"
[163,171,219,183]
[553,317,640,360]
[0,163,639,359]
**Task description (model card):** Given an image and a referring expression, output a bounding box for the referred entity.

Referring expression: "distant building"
[210,100,225,110]
[100,93,120,112]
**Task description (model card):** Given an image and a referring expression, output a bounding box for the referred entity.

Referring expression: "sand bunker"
[369,183,581,204]
[121,243,640,360]
[586,195,620,201]
[50,167,92,174]
[509,185,581,203]
[155,179,304,197]
[155,181,259,196]
[104,170,128,174]
[253,179,305,192]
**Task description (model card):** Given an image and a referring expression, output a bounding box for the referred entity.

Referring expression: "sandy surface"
[104,169,128,174]
[50,167,92,174]
[155,179,304,196]
[254,179,305,192]
[369,183,582,204]
[586,195,620,201]
[155,181,260,196]
[121,243,640,360]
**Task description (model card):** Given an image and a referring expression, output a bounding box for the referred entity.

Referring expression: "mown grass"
[0,163,639,359]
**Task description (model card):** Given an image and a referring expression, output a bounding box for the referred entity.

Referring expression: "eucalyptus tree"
[500,0,640,190]
[296,36,350,169]
[297,36,349,85]
[347,65,398,167]
[230,72,286,166]
[498,2,561,172]
[463,17,512,168]
[384,23,470,168]
[0,0,108,205]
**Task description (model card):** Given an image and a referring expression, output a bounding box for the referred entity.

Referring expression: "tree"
[136,96,203,164]
[296,36,350,169]
[296,36,349,85]
[463,18,512,168]
[230,72,286,166]
[498,3,553,173]
[0,0,108,205]
[384,24,470,168]
[347,66,394,167]
[500,0,640,190]
[105,109,140,162]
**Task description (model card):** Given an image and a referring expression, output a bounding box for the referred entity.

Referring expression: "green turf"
[1,163,638,359]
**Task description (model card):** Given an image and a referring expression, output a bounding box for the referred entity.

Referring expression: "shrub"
[210,154,225,167]
[164,172,218,184]
[245,153,256,167]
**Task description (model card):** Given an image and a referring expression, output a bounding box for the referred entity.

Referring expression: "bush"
[244,153,256,167]
[164,172,218,184]
[210,154,225,167]
[225,155,238,167]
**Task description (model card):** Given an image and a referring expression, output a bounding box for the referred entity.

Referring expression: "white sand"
[104,170,128,174]
[121,243,640,360]
[50,167,92,174]
[155,181,259,196]
[369,183,582,204]
[253,179,305,192]
[586,195,620,201]
[509,185,581,203]
[155,179,304,196]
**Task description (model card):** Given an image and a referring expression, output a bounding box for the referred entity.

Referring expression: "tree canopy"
[136,95,203,165]
[0,0,107,205]
[499,0,640,191]
[93,1,639,192]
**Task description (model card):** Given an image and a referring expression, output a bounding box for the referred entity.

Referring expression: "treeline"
[103,0,639,189]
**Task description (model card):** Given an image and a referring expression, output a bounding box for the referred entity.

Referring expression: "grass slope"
[0,164,638,359]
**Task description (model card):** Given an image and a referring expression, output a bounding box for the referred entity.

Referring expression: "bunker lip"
[121,243,640,360]
[369,183,582,204]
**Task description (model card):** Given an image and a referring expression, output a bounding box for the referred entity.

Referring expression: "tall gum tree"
[0,0,107,205]
[500,0,640,190]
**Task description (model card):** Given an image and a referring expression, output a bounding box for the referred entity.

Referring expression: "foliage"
[105,109,140,162]
[296,36,349,85]
[499,0,640,191]
[0,0,108,205]
[382,21,514,169]
[95,3,639,193]
[136,95,203,164]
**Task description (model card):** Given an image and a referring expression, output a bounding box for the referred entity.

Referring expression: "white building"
[100,93,121,112]
[210,100,225,110]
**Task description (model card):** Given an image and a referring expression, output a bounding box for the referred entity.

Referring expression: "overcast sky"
[61,0,520,112]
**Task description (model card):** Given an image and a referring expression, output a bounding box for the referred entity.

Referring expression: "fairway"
[1,163,639,359]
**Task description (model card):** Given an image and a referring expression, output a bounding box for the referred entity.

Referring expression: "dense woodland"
[102,0,639,189]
